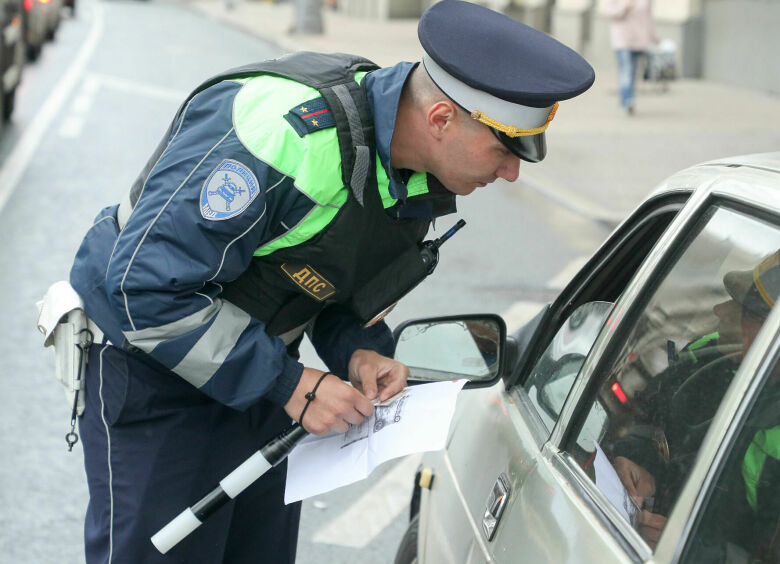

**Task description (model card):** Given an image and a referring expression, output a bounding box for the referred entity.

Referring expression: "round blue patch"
[200,159,260,221]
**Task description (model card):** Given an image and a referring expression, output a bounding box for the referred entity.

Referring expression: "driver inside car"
[611,251,780,548]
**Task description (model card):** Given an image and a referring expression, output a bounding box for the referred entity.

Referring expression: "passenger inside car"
[559,204,780,557]
[602,251,779,551]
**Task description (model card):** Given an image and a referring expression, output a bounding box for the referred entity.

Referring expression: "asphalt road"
[0,1,610,561]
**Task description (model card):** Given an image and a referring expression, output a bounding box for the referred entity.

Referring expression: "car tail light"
[24,0,32,11]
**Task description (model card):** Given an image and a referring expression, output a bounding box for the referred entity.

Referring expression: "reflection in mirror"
[395,317,502,383]
[525,301,615,432]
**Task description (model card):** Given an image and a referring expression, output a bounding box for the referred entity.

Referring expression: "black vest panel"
[216,54,431,340]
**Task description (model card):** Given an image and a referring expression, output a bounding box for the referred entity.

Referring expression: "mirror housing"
[392,314,507,388]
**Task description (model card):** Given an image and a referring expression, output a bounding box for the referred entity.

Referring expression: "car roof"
[648,152,780,203]
[699,152,780,173]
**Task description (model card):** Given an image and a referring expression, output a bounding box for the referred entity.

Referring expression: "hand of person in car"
[614,455,656,506]
[614,456,667,548]
[284,368,374,435]
[348,348,410,403]
[635,508,667,549]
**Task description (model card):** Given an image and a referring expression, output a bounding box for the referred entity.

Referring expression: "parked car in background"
[22,0,60,61]
[0,0,24,121]
[393,153,780,564]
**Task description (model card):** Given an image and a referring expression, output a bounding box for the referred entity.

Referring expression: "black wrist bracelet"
[298,372,332,429]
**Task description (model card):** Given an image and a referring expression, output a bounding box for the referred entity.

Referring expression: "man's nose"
[713,299,738,320]
[496,154,521,182]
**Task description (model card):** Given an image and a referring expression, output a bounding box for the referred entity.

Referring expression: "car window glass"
[562,205,780,550]
[524,301,614,432]
[681,357,780,564]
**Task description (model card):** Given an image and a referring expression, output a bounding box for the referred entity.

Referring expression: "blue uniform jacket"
[71,61,455,411]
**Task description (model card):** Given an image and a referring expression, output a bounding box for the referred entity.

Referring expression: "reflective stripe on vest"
[741,425,780,511]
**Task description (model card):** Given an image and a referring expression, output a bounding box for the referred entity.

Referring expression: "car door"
[490,183,780,562]
[415,192,688,564]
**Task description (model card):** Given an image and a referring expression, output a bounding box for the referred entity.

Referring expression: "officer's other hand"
[348,349,410,403]
[284,368,374,436]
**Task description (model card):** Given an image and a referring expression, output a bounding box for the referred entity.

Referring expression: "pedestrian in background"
[604,0,658,115]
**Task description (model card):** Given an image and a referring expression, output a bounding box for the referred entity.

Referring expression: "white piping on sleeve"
[97,344,114,563]
[134,96,196,207]
[106,97,197,279]
[265,174,286,193]
[119,128,235,331]
[207,203,266,283]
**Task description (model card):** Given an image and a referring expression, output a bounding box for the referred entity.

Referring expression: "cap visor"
[495,130,546,163]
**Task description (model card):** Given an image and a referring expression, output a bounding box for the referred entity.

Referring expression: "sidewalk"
[189,0,780,223]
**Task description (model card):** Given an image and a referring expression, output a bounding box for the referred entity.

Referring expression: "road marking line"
[502,300,546,333]
[89,72,187,101]
[548,256,589,289]
[501,257,588,332]
[310,453,421,548]
[58,75,100,138]
[58,115,84,139]
[58,73,185,139]
[0,2,104,213]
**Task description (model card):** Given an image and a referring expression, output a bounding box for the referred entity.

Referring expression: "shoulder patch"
[200,159,260,221]
[284,97,336,137]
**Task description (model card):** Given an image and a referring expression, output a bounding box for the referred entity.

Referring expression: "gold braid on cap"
[471,102,558,137]
[753,253,778,309]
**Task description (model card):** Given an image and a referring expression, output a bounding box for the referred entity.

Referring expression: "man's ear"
[426,100,458,139]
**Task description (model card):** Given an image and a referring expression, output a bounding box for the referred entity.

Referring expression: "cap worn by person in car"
[724,251,780,319]
[418,0,595,163]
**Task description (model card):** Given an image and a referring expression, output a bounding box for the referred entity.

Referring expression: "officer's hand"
[348,349,409,403]
[284,368,374,436]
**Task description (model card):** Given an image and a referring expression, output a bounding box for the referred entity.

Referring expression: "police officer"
[69,1,595,562]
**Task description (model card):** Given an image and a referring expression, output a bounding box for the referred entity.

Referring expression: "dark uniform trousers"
[79,343,301,563]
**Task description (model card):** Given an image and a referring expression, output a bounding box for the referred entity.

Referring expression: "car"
[392,153,780,564]
[0,0,24,121]
[21,0,60,61]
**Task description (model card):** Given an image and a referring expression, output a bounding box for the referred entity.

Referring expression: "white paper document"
[593,441,638,524]
[285,379,467,503]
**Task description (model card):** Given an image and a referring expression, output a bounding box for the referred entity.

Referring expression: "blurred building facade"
[335,0,780,95]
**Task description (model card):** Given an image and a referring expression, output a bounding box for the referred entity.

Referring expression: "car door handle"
[482,473,511,541]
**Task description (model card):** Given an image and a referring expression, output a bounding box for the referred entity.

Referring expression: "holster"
[36,281,91,416]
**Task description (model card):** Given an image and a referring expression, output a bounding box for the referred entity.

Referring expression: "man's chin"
[443,183,479,196]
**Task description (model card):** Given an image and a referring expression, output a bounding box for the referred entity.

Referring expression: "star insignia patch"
[284,97,336,137]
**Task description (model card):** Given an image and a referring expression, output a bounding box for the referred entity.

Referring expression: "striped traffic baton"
[150,423,308,554]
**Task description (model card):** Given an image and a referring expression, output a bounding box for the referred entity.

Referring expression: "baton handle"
[151,424,308,554]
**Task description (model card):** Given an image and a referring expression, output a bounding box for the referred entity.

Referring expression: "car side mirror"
[393,314,507,387]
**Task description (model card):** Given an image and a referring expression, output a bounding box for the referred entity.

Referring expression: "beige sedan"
[394,153,780,564]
